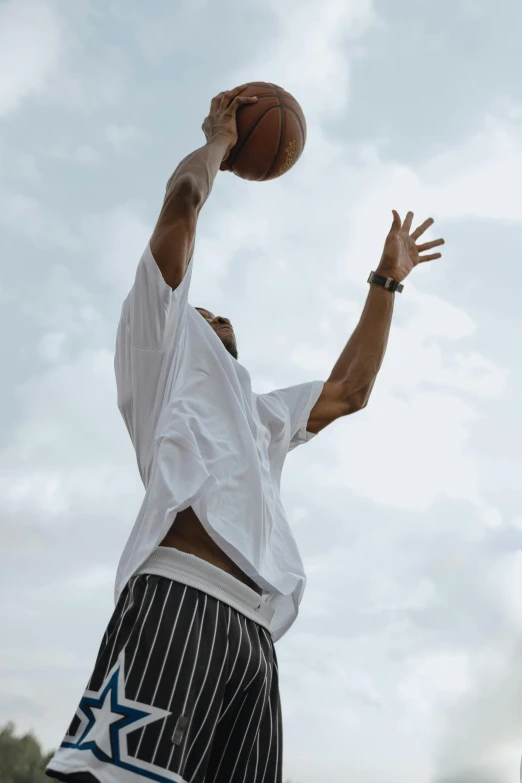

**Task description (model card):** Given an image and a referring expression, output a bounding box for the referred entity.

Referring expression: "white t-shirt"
[114,242,324,641]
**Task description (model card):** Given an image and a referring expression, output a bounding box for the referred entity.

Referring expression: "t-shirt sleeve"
[121,241,193,352]
[266,380,325,452]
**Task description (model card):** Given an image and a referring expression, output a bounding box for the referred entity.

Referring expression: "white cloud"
[396,650,471,713]
[420,118,522,222]
[233,0,377,123]
[1,349,126,469]
[0,1,520,780]
[0,0,65,117]
[198,118,509,519]
[431,629,522,783]
[15,154,42,183]
[49,144,101,164]
[0,191,79,250]
[82,206,151,298]
[105,124,147,155]
[326,393,483,510]
[38,332,67,363]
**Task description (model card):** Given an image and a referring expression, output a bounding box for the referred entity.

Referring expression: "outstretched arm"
[307,211,444,433]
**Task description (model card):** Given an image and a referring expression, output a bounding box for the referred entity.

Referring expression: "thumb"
[390,210,401,232]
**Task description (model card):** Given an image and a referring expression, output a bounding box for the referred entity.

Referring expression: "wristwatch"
[367,271,404,293]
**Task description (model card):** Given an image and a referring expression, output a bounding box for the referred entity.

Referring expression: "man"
[46,86,444,783]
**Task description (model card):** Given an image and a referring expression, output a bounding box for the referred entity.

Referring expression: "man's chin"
[222,337,238,360]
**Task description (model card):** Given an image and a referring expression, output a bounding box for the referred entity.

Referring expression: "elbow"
[354,381,375,411]
[341,379,374,415]
[165,175,203,208]
[351,395,368,414]
[343,390,368,415]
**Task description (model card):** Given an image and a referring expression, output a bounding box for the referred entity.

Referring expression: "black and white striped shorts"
[46,564,282,783]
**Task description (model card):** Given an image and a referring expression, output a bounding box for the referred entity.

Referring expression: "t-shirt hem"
[134,546,275,633]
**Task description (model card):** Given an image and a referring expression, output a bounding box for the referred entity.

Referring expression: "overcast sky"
[1,0,521,781]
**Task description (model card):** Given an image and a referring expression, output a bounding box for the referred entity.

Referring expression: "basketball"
[221,82,307,182]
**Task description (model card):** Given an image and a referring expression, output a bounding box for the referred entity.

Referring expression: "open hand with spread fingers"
[376,211,445,283]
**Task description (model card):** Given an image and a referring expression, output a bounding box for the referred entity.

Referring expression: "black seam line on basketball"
[269,85,305,139]
[244,83,280,91]
[227,104,282,171]
[227,104,279,169]
[278,103,306,149]
[243,95,303,125]
[267,85,300,178]
[243,93,301,111]
[258,104,306,167]
[244,92,301,105]
[241,82,298,104]
[263,85,285,181]
[271,85,306,147]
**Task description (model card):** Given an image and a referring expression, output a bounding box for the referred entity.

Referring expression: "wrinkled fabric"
[113,243,324,641]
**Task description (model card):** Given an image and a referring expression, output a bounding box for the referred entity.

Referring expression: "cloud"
[82,205,151,298]
[0,0,65,117]
[38,332,67,363]
[48,144,101,164]
[195,116,509,521]
[105,124,148,156]
[238,0,377,123]
[0,341,143,751]
[0,2,520,781]
[420,117,522,222]
[0,191,79,251]
[431,624,522,783]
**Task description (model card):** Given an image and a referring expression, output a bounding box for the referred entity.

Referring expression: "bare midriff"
[159,506,263,596]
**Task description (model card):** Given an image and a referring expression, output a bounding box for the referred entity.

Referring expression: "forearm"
[166,134,230,206]
[328,284,395,404]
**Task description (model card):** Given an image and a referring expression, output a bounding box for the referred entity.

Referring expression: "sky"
[1,0,521,781]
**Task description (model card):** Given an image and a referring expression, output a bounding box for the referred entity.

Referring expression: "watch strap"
[367,271,404,293]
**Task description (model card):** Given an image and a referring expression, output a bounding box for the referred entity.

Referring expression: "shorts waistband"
[134,546,274,633]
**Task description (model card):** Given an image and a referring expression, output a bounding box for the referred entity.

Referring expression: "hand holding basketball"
[202,86,258,162]
[203,82,307,181]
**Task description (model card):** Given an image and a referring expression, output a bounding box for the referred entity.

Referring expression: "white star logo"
[58,650,187,782]
[79,684,128,759]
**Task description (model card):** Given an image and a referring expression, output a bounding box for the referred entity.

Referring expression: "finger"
[210,91,226,112]
[402,211,414,233]
[229,95,258,112]
[390,209,401,232]
[223,83,249,107]
[417,252,442,263]
[411,217,434,240]
[416,238,444,252]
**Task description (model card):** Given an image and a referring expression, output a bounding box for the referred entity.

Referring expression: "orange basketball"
[221,82,307,182]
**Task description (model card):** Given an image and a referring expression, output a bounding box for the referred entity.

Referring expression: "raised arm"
[307,211,444,434]
[150,85,257,290]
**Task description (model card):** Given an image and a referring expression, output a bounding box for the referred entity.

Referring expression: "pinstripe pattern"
[60,573,282,783]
